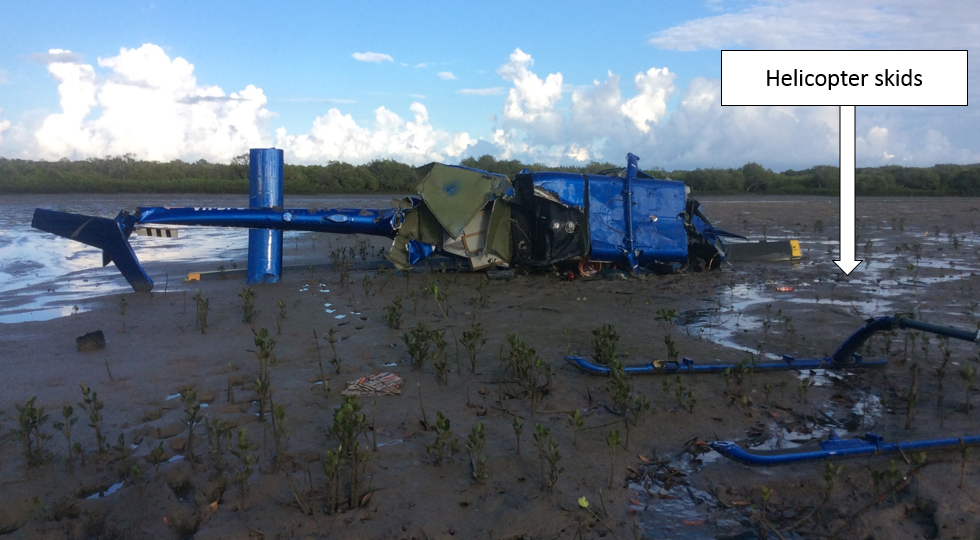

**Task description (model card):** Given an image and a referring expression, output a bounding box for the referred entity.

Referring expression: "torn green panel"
[396,203,443,245]
[388,236,412,271]
[417,164,499,237]
[485,199,512,264]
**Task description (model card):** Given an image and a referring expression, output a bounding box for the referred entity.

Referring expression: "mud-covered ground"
[1,195,979,539]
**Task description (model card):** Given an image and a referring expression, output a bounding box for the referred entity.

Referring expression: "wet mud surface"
[1,195,979,539]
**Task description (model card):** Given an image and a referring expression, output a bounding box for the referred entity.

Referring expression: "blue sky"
[0,0,976,171]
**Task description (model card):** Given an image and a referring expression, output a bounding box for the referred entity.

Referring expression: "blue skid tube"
[710,432,980,466]
[564,354,886,375]
[565,314,978,375]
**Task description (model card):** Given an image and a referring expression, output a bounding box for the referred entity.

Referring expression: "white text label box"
[721,50,967,106]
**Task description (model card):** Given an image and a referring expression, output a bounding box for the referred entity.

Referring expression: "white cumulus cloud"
[30,44,274,162]
[620,67,675,132]
[275,102,474,165]
[479,49,845,170]
[437,71,456,80]
[352,52,394,63]
[497,48,565,145]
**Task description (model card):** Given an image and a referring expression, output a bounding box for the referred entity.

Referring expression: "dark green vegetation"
[2,152,979,195]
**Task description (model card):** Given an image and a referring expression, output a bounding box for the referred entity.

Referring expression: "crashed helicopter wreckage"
[31,148,796,293]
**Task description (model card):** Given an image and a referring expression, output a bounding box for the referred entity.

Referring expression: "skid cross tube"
[565,314,977,376]
[710,432,980,466]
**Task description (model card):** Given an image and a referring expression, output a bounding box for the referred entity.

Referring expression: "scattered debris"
[342,372,404,396]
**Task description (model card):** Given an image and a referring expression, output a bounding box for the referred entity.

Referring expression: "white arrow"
[834,105,862,275]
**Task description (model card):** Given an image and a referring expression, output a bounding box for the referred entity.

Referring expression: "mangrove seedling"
[427,411,458,465]
[798,377,812,405]
[431,283,462,373]
[78,383,106,454]
[339,256,353,288]
[821,461,844,510]
[460,318,487,372]
[113,433,129,461]
[382,296,403,329]
[248,328,277,421]
[15,396,51,467]
[673,375,687,409]
[276,300,286,335]
[226,363,236,403]
[269,395,290,472]
[148,442,166,473]
[357,238,369,261]
[607,359,631,415]
[204,416,230,475]
[193,290,209,334]
[230,427,257,511]
[504,334,553,412]
[656,308,679,362]
[180,389,202,458]
[546,438,563,492]
[417,382,430,430]
[936,337,951,427]
[532,423,552,491]
[403,322,433,370]
[331,394,368,452]
[568,409,584,448]
[512,417,524,456]
[471,275,491,308]
[661,378,672,410]
[607,428,621,489]
[371,400,377,452]
[466,421,489,484]
[331,393,373,506]
[362,274,374,299]
[431,328,450,384]
[312,329,331,402]
[322,445,346,514]
[962,365,977,416]
[408,289,418,315]
[327,327,342,374]
[591,324,619,365]
[52,405,78,470]
[906,362,919,430]
[239,287,258,323]
[960,439,969,489]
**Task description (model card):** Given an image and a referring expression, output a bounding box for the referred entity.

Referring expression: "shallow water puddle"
[632,451,747,539]
[85,481,124,499]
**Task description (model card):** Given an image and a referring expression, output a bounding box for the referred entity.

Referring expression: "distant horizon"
[0,1,977,171]
[3,153,979,197]
[3,152,979,176]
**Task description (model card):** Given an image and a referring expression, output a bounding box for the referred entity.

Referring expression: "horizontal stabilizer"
[32,209,153,292]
